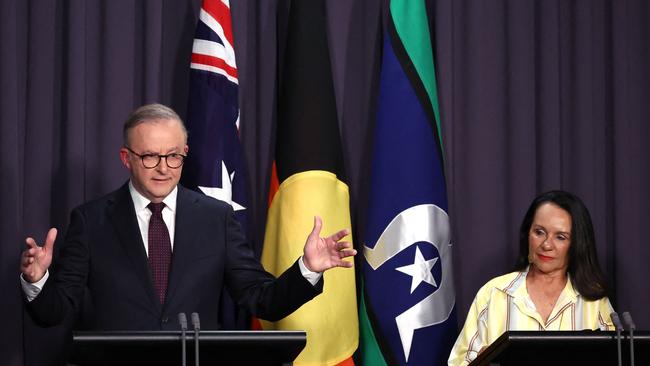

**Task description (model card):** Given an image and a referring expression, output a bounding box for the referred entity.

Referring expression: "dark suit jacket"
[27,183,321,331]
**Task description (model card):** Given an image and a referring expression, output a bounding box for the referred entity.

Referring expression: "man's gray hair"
[123,103,188,146]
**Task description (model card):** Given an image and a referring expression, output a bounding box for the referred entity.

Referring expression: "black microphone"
[191,312,201,366]
[622,312,636,366]
[178,313,188,366]
[611,312,623,366]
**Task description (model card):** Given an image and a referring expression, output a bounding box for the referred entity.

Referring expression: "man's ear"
[119,148,131,168]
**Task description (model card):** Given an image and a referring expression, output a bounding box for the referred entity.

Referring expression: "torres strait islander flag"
[181,0,250,329]
[360,0,457,365]
[259,0,358,365]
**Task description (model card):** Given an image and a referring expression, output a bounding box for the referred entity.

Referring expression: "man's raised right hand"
[21,228,57,283]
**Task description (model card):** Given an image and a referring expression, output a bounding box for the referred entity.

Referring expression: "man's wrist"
[298,256,322,286]
[20,270,49,302]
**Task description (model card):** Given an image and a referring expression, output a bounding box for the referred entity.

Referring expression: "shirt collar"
[505,265,579,301]
[128,181,178,213]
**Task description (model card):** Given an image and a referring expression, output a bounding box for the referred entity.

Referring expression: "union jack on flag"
[181,0,250,329]
[190,0,238,85]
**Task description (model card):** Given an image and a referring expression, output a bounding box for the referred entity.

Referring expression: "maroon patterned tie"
[147,202,172,304]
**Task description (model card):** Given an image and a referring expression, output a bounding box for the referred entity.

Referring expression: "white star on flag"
[395,245,438,294]
[199,161,246,211]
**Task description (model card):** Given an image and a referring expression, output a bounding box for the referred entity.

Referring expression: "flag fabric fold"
[360,0,457,365]
[182,0,250,330]
[259,1,358,365]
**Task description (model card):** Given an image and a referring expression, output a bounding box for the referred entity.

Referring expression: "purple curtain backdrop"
[1,0,648,365]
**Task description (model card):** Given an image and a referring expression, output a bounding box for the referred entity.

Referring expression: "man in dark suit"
[20,103,356,331]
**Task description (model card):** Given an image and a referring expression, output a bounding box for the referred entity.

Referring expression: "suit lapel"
[165,185,199,307]
[107,183,161,312]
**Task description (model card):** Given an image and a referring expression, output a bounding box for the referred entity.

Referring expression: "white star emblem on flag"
[198,161,246,211]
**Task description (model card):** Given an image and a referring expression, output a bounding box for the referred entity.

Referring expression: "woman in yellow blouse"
[448,191,614,366]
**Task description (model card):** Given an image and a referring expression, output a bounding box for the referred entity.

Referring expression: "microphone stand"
[178,313,188,366]
[622,312,636,366]
[611,312,623,366]
[191,312,201,366]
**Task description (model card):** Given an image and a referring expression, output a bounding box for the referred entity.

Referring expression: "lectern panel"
[70,330,306,366]
[469,331,650,366]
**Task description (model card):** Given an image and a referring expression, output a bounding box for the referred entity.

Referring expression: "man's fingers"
[21,255,33,267]
[336,258,354,268]
[44,227,58,252]
[330,228,350,242]
[25,237,38,249]
[309,216,323,237]
[338,249,357,258]
[24,247,36,257]
[336,241,353,250]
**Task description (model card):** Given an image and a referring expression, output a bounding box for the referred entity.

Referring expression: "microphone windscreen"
[191,312,201,330]
[178,312,188,330]
[622,312,636,331]
[611,311,623,330]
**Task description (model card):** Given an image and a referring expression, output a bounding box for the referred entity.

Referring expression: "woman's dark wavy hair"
[514,190,608,300]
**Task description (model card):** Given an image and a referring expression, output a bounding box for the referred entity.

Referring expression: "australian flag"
[181,0,250,329]
[360,1,457,365]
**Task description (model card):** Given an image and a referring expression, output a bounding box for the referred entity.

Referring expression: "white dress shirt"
[129,181,177,254]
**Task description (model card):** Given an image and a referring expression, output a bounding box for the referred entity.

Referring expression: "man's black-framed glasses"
[125,147,186,169]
